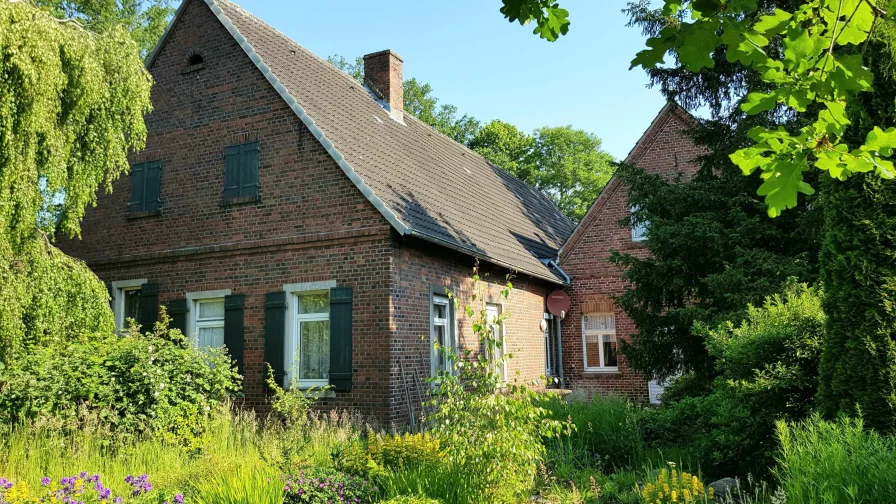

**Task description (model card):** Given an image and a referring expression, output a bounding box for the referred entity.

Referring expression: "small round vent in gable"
[188,53,204,66]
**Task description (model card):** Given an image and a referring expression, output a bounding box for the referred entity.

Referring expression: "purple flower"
[174,494,184,503]
[41,476,51,486]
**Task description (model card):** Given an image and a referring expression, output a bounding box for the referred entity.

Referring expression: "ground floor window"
[431,294,455,377]
[291,290,330,386]
[186,290,232,349]
[111,279,147,331]
[583,313,618,371]
[485,303,506,382]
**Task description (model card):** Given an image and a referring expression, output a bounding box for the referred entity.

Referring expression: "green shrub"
[333,432,443,479]
[540,393,645,470]
[0,311,240,446]
[775,414,896,504]
[642,283,824,478]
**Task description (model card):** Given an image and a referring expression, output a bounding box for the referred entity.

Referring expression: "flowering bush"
[0,473,184,504]
[640,465,712,504]
[282,470,375,504]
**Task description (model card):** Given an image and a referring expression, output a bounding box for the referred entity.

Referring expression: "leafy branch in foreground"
[633,0,896,217]
[499,0,570,41]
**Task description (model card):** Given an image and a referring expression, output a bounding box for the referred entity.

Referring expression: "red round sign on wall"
[547,290,570,319]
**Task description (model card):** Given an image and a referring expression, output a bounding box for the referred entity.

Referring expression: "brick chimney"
[363,50,403,121]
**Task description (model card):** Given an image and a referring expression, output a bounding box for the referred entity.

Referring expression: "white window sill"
[583,368,621,376]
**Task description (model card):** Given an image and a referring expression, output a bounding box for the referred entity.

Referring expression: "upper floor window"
[431,294,456,377]
[583,313,618,372]
[630,204,648,242]
[129,160,162,214]
[223,141,259,201]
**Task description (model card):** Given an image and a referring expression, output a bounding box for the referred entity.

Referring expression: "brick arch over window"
[582,295,614,315]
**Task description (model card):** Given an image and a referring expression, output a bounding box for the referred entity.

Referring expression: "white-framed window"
[430,294,456,377]
[111,278,147,331]
[186,290,231,349]
[485,303,507,382]
[630,204,648,242]
[583,313,619,371]
[285,281,335,388]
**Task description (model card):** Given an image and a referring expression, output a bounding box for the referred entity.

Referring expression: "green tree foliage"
[34,0,175,56]
[643,284,825,478]
[499,0,570,41]
[526,126,615,221]
[468,119,534,180]
[0,1,152,364]
[630,0,896,217]
[328,54,614,221]
[614,1,821,387]
[816,27,896,432]
[611,122,820,384]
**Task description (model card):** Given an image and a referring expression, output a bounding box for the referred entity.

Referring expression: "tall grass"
[0,405,367,502]
[774,414,896,504]
[540,393,646,471]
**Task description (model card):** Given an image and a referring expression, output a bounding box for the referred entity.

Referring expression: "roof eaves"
[407,229,568,286]
[198,0,412,236]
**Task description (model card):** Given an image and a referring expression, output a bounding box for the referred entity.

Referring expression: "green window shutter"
[144,160,162,211]
[264,292,287,387]
[224,294,246,375]
[223,145,242,199]
[138,282,160,332]
[167,298,188,335]
[129,162,145,211]
[240,142,259,197]
[329,286,353,392]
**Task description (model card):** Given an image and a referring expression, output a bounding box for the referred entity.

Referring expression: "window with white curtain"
[583,313,618,371]
[194,299,225,349]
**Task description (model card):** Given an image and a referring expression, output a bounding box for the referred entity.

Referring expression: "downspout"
[556,316,565,389]
[546,259,569,389]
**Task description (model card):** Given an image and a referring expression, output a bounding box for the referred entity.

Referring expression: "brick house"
[557,103,702,403]
[58,0,576,424]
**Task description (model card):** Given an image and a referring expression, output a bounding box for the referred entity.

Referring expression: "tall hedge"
[817,173,896,431]
[818,31,896,431]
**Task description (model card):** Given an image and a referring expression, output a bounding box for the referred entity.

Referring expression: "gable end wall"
[558,107,703,400]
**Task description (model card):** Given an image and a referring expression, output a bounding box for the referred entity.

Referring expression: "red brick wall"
[89,235,394,417]
[60,0,390,264]
[558,105,703,401]
[390,236,555,425]
[57,0,399,418]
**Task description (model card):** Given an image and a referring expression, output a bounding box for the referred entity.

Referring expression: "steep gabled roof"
[147,0,574,284]
[559,101,695,260]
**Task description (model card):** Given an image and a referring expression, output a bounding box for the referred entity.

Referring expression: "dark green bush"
[642,283,825,478]
[0,311,241,446]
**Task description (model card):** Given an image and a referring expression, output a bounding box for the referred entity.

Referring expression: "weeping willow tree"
[0,1,152,365]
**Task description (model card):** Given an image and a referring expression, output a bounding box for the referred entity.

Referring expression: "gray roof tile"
[207,0,574,283]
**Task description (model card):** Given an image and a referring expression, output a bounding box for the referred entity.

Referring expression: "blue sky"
[226,0,666,160]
